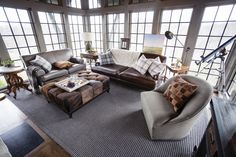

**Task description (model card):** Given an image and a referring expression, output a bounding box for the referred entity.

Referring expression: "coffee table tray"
[55,77,89,92]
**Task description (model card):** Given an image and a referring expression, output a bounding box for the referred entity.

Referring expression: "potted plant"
[1,59,14,67]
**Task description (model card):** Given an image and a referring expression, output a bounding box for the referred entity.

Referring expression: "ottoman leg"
[107,88,110,93]
[69,112,72,118]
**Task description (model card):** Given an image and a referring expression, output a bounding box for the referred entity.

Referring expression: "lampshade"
[82,32,93,41]
[165,31,174,39]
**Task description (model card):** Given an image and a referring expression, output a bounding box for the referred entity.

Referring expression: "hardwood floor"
[0,98,71,157]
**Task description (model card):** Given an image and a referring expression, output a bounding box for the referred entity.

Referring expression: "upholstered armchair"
[141,75,213,140]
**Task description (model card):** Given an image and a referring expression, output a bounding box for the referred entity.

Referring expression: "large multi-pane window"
[66,0,81,8]
[89,0,101,9]
[107,0,120,6]
[0,7,39,67]
[68,15,84,56]
[189,4,236,86]
[90,15,103,52]
[130,11,154,51]
[107,13,125,49]
[38,11,67,51]
[160,8,193,65]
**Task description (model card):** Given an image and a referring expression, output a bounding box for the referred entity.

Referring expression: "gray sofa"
[141,75,213,140]
[21,49,86,93]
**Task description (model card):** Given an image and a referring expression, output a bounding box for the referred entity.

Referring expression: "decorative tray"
[55,77,89,92]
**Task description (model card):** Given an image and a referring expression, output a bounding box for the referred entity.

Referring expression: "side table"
[0,66,32,99]
[80,53,98,68]
[164,65,189,82]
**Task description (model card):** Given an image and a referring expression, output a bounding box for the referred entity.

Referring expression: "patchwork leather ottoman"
[41,71,110,118]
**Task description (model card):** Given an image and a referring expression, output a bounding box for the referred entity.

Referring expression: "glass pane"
[26,36,37,46]
[146,11,154,22]
[198,23,212,35]
[0,7,7,21]
[224,22,236,36]
[215,5,233,21]
[22,23,34,35]
[38,12,47,23]
[132,13,138,23]
[11,23,23,35]
[202,6,218,22]
[181,9,193,22]
[211,22,226,36]
[5,7,19,22]
[17,9,30,22]
[0,22,11,35]
[3,36,17,48]
[15,36,27,47]
[171,9,181,22]
[162,10,171,22]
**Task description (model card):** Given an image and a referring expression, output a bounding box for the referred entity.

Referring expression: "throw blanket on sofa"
[111,49,141,67]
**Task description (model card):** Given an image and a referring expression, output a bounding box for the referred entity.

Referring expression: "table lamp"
[82,32,93,53]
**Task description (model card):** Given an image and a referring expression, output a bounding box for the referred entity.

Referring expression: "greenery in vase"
[1,59,14,67]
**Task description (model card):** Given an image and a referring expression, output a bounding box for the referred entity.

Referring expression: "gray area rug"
[9,81,208,157]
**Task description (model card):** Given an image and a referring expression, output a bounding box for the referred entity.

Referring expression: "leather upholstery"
[68,64,86,74]
[40,69,68,82]
[92,64,128,77]
[120,68,155,89]
[91,50,166,90]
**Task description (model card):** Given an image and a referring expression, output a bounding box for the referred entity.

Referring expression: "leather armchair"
[141,75,213,140]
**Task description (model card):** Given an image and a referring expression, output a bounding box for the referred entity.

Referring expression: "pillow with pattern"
[133,55,152,75]
[99,51,115,65]
[163,76,198,112]
[148,61,166,77]
[53,61,74,69]
[30,55,52,73]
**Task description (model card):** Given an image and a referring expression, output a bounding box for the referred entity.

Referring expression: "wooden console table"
[193,97,236,157]
[164,65,189,82]
[80,53,98,68]
[0,66,32,99]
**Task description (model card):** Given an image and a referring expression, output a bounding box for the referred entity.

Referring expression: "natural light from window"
[68,15,85,56]
[130,11,154,51]
[38,11,67,51]
[189,4,236,86]
[160,8,193,65]
[107,13,125,49]
[0,7,39,67]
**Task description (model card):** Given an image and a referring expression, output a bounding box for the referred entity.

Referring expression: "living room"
[0,0,236,157]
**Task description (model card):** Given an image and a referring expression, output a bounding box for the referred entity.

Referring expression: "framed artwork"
[120,38,130,50]
[143,34,165,55]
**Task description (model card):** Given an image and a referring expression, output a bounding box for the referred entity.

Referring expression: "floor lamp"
[164,31,190,66]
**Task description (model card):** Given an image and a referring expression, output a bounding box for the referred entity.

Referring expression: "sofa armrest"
[70,57,84,64]
[27,65,46,77]
[26,65,45,93]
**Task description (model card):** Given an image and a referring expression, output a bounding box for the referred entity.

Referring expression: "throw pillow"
[53,61,74,69]
[148,62,166,77]
[99,52,115,65]
[133,55,152,75]
[163,76,198,112]
[30,55,52,72]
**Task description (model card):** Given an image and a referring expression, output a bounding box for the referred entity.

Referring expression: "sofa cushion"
[53,61,74,69]
[68,64,86,74]
[92,64,128,77]
[163,76,198,112]
[99,51,115,65]
[133,55,152,75]
[40,69,68,82]
[120,67,155,88]
[30,55,52,72]
[141,91,176,126]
